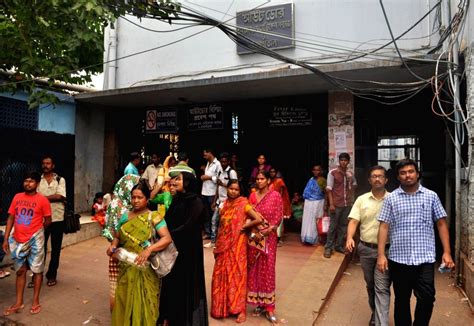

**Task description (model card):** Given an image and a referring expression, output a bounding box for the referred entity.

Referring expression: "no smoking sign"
[146,110,157,131]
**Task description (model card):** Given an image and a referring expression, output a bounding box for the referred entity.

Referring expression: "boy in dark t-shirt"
[2,171,51,316]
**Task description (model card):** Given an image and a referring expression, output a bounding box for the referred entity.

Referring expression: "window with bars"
[0,96,38,130]
[377,136,420,170]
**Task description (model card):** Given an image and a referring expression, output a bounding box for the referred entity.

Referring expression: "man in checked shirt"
[376,159,454,326]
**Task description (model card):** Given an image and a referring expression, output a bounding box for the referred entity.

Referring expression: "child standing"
[2,171,52,316]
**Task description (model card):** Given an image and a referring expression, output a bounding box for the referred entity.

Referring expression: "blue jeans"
[210,207,220,243]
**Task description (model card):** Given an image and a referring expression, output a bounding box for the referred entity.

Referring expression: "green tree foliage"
[0,0,179,108]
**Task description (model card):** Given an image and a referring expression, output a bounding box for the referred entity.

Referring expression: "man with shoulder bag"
[35,155,66,288]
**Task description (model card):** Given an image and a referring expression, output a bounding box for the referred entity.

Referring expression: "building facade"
[74,0,474,302]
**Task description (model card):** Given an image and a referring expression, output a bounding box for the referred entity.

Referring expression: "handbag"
[51,175,81,235]
[147,212,178,278]
[63,205,81,234]
[247,215,270,254]
[317,215,330,235]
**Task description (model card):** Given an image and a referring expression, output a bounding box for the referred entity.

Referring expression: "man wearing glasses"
[346,165,391,326]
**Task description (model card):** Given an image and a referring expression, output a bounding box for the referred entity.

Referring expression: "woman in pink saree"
[247,171,283,324]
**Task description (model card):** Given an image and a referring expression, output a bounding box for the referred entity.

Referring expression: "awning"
[74,59,442,108]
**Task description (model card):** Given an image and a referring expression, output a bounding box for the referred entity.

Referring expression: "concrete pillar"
[74,105,105,214]
[327,91,355,170]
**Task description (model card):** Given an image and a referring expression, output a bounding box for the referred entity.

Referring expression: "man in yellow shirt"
[346,165,391,326]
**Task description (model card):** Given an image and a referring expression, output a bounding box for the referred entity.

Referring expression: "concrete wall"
[74,106,105,214]
[462,44,474,304]
[104,0,438,89]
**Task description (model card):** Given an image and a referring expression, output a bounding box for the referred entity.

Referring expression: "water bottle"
[438,263,452,273]
[115,248,149,268]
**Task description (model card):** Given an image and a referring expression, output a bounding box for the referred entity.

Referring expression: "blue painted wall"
[1,90,76,135]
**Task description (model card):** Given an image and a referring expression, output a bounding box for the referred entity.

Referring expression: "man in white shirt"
[200,148,221,240]
[37,155,66,287]
[141,152,163,190]
[204,152,237,248]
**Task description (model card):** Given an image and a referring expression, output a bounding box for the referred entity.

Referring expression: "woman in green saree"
[107,180,172,325]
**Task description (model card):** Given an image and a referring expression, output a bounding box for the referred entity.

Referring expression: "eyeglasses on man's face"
[369,175,386,180]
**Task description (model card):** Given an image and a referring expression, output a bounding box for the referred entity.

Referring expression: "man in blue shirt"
[376,159,454,326]
[124,152,140,176]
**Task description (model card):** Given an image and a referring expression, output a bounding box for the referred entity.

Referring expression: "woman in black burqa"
[158,171,209,326]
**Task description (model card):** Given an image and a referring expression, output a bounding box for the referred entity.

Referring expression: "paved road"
[0,232,471,325]
[316,259,473,325]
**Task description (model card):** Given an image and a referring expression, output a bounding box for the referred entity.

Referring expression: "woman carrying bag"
[107,180,172,325]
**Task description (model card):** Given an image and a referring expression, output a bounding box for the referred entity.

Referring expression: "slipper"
[265,312,279,325]
[252,306,264,317]
[47,279,57,287]
[30,304,41,315]
[27,281,35,288]
[0,270,11,279]
[3,304,25,316]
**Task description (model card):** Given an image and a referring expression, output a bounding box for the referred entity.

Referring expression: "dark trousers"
[325,206,351,250]
[202,195,214,236]
[44,221,64,280]
[389,260,435,326]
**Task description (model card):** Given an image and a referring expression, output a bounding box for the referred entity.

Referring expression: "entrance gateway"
[105,88,447,208]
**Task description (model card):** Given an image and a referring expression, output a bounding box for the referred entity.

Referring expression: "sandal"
[30,304,41,315]
[47,279,57,287]
[0,270,11,279]
[252,306,264,317]
[265,311,279,325]
[3,304,25,316]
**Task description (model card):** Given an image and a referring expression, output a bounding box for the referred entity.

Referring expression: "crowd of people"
[0,149,455,326]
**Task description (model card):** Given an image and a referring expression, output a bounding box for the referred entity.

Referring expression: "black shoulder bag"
[55,175,81,234]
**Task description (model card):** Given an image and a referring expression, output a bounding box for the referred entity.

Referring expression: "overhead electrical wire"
[0,0,462,107]
[378,0,430,82]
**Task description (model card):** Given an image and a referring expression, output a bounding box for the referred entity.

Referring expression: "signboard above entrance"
[145,109,178,133]
[188,104,223,130]
[236,3,294,55]
[269,106,312,127]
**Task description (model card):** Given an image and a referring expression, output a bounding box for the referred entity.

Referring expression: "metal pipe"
[445,131,452,227]
[452,30,462,287]
[106,19,118,90]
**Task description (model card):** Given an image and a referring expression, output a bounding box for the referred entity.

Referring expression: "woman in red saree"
[247,171,283,325]
[269,167,292,245]
[211,180,262,323]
